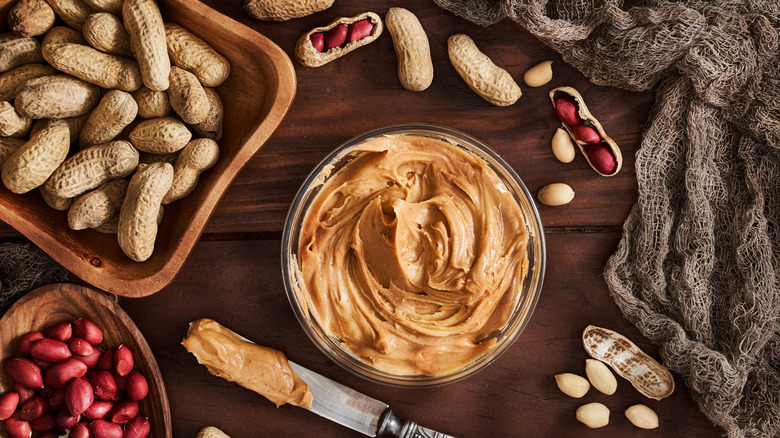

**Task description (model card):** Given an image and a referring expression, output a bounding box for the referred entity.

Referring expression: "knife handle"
[377,408,455,438]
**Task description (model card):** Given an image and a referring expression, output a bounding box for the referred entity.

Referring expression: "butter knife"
[290,362,455,438]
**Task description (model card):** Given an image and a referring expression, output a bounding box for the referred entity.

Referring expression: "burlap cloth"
[434,0,780,436]
[0,243,68,314]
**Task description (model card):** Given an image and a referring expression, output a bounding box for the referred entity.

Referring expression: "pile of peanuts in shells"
[0,0,228,262]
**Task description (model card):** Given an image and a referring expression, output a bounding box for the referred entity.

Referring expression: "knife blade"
[290,362,456,438]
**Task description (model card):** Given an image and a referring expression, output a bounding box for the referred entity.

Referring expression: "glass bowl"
[281,124,545,387]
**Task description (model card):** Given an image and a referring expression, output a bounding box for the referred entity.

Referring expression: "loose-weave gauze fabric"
[434,0,780,436]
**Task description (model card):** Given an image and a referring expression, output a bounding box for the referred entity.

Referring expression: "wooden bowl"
[0,283,171,437]
[0,0,297,297]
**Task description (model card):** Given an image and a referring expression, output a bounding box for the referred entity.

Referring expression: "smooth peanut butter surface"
[182,318,312,409]
[296,135,529,375]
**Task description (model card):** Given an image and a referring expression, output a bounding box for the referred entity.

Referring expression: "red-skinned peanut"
[113,345,133,377]
[4,411,32,438]
[30,338,71,362]
[0,391,19,420]
[55,405,80,429]
[98,348,114,371]
[587,143,618,174]
[44,357,89,389]
[72,319,103,345]
[4,357,44,389]
[29,411,56,432]
[126,370,148,401]
[70,421,92,438]
[123,416,151,438]
[49,389,66,410]
[47,322,72,342]
[18,332,44,354]
[310,33,324,52]
[346,19,373,42]
[69,337,95,356]
[90,418,124,438]
[324,24,347,50]
[109,399,138,424]
[91,370,117,401]
[14,383,35,404]
[75,346,104,369]
[554,97,583,125]
[84,400,114,420]
[19,395,48,421]
[65,378,94,416]
[573,125,601,144]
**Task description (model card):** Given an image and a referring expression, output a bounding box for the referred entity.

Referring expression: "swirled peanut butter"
[182,318,312,409]
[296,134,529,376]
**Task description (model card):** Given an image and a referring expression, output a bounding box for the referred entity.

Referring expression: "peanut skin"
[164,23,230,87]
[40,184,73,210]
[123,0,170,91]
[2,119,70,194]
[244,0,334,21]
[448,33,522,106]
[118,161,174,262]
[163,138,219,204]
[385,7,433,92]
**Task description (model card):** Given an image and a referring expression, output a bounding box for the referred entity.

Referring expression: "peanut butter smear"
[182,318,313,409]
[296,135,529,375]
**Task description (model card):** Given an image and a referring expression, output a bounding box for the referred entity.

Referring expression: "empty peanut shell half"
[582,325,675,400]
[295,12,383,68]
[549,87,622,177]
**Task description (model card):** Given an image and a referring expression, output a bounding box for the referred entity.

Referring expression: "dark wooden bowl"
[0,0,297,297]
[0,283,171,437]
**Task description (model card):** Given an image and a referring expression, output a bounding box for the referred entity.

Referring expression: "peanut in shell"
[385,7,433,92]
[118,161,173,262]
[165,23,230,87]
[244,0,333,21]
[14,74,100,119]
[1,119,70,194]
[123,0,170,91]
[549,86,623,176]
[82,12,132,57]
[9,0,56,37]
[448,33,521,106]
[295,12,383,68]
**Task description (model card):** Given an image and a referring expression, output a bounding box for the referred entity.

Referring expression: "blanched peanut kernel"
[523,60,553,87]
[554,373,590,398]
[576,402,610,428]
[585,359,617,395]
[625,404,659,429]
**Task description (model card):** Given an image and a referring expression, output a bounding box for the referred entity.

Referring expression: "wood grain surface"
[0,0,724,437]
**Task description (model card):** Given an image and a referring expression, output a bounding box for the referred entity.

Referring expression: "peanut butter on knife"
[182,318,313,409]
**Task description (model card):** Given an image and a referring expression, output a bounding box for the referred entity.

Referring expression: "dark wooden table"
[0,1,724,437]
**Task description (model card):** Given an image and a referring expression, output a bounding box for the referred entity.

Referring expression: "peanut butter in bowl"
[283,125,546,385]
